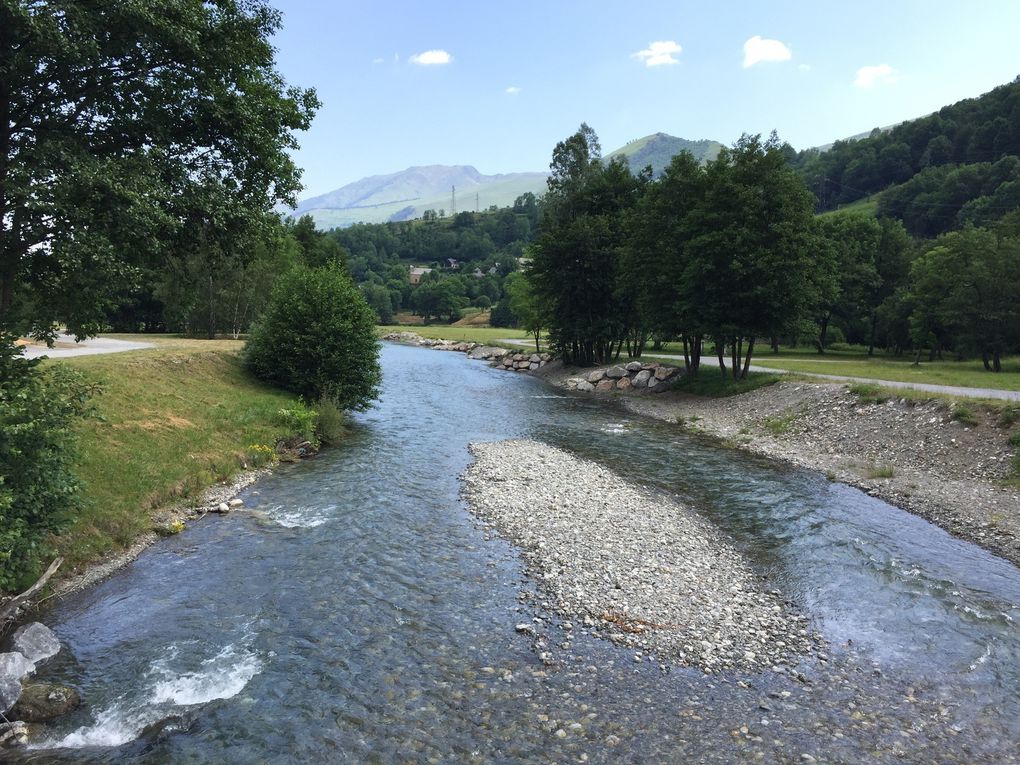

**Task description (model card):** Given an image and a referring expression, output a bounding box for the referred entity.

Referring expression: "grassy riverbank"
[49,338,303,574]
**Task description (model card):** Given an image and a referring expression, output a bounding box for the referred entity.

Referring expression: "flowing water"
[12,343,1020,763]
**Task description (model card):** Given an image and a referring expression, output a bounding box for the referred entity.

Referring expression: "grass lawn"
[750,353,1020,391]
[47,338,303,572]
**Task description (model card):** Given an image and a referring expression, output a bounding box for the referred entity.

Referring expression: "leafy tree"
[0,0,318,340]
[245,263,381,410]
[528,124,646,365]
[908,226,1020,370]
[505,271,547,352]
[682,134,818,378]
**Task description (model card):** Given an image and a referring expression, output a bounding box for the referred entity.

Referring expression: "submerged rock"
[10,682,80,722]
[1,675,21,714]
[0,720,29,749]
[11,623,60,664]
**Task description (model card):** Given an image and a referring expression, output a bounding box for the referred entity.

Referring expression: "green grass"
[378,324,534,348]
[816,194,881,218]
[49,340,306,572]
[867,464,896,479]
[951,403,980,426]
[750,353,1020,392]
[997,404,1020,428]
[668,370,779,398]
[848,382,891,404]
[761,410,798,436]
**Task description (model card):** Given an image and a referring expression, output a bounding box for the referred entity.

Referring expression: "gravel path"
[20,333,153,359]
[461,439,823,672]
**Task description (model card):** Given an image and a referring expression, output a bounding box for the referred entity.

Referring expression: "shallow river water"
[13,343,1020,763]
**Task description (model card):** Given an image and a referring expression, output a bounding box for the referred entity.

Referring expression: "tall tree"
[528,124,646,365]
[0,0,318,340]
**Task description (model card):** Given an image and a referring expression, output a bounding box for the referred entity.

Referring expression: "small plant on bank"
[951,403,979,426]
[761,410,797,436]
[276,403,318,445]
[1009,432,1020,448]
[997,404,1020,429]
[848,383,889,405]
[867,464,896,479]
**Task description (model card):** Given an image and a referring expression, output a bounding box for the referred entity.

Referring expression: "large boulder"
[1,676,21,714]
[632,369,652,388]
[576,380,595,392]
[616,377,632,391]
[605,366,627,379]
[595,379,616,392]
[654,365,678,381]
[0,653,34,714]
[0,720,29,749]
[625,361,643,372]
[11,624,60,669]
[10,683,81,722]
[587,369,606,383]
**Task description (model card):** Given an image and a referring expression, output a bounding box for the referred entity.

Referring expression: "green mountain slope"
[293,166,548,229]
[606,133,724,176]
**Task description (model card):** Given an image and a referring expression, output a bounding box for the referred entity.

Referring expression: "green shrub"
[867,464,896,479]
[313,399,347,445]
[1009,432,1020,448]
[245,263,381,411]
[276,403,318,445]
[762,410,797,436]
[1,337,96,591]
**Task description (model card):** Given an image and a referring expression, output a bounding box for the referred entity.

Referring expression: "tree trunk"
[716,339,726,378]
[982,351,992,371]
[533,330,540,354]
[993,350,1002,372]
[682,336,690,372]
[815,313,831,354]
[740,336,756,380]
[771,335,779,354]
[867,310,878,356]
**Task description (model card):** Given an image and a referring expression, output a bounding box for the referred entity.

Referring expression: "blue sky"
[270,1,1020,198]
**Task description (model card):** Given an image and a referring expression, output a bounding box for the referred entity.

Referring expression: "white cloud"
[632,40,682,67]
[505,86,521,95]
[410,49,452,66]
[799,63,811,72]
[372,57,385,65]
[743,36,792,68]
[854,63,897,88]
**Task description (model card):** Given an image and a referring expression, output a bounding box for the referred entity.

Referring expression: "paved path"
[498,339,1020,402]
[21,333,154,360]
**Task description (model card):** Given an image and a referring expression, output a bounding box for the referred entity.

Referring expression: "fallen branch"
[0,557,63,635]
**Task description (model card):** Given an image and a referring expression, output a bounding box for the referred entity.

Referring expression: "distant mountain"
[292,165,549,229]
[605,133,724,176]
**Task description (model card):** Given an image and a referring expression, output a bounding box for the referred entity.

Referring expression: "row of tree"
[522,125,1020,375]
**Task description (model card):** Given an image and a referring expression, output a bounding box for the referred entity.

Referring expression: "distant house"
[445,258,460,270]
[409,266,433,285]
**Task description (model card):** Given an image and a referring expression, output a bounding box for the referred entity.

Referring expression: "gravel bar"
[461,439,822,671]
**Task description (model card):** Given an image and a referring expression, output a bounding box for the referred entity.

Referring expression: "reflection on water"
[14,343,1020,763]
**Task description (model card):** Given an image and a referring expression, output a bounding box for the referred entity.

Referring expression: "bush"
[245,263,381,411]
[1,337,95,591]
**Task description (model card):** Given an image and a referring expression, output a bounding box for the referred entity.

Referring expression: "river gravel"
[461,439,823,671]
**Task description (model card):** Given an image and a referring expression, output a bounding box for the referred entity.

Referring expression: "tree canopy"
[0,0,318,340]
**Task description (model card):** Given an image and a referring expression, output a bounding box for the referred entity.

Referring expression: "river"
[13,343,1020,763]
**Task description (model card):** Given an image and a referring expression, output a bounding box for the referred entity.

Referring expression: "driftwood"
[0,557,63,636]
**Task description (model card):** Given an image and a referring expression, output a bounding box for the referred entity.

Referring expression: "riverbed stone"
[625,361,643,372]
[606,366,627,379]
[11,623,60,665]
[595,380,616,392]
[587,370,606,383]
[0,676,21,714]
[0,652,34,683]
[632,370,652,388]
[10,683,80,722]
[654,366,677,381]
[576,381,595,392]
[616,378,632,391]
[0,720,28,748]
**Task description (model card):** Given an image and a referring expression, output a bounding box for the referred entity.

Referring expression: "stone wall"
[565,361,680,393]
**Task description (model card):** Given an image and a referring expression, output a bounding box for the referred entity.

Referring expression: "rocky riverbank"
[539,361,1020,568]
[461,440,824,672]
